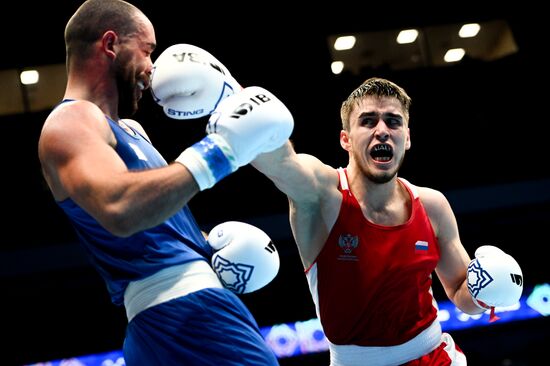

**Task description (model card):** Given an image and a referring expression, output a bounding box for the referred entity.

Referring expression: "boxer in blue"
[38,1,292,364]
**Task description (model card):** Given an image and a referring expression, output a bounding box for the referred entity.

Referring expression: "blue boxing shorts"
[123,287,279,365]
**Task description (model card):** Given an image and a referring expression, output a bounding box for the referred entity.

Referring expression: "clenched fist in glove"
[208,221,280,294]
[176,86,294,190]
[151,43,241,119]
[467,245,523,321]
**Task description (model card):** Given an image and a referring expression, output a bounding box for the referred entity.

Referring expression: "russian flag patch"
[415,240,429,251]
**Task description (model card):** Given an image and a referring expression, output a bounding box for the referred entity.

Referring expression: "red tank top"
[306,169,439,346]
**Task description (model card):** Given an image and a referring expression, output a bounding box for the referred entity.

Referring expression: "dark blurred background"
[1,2,548,365]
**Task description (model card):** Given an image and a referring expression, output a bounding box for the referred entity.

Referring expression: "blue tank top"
[57,104,211,306]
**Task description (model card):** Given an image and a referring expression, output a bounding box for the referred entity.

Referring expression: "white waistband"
[124,260,223,322]
[329,320,442,366]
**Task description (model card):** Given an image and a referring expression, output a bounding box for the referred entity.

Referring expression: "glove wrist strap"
[472,297,500,323]
[176,134,237,190]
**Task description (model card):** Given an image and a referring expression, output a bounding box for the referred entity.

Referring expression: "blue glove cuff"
[176,134,237,190]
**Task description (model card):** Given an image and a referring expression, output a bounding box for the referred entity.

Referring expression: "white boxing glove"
[208,221,280,294]
[206,86,294,165]
[467,245,523,310]
[175,86,294,190]
[150,44,241,120]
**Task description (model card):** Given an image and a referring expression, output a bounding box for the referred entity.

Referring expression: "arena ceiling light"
[459,23,481,38]
[396,29,419,44]
[20,70,39,85]
[326,19,517,74]
[333,35,356,51]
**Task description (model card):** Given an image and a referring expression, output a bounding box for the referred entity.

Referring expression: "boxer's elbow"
[95,204,140,238]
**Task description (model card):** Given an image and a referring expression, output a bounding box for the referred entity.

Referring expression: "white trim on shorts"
[124,260,223,322]
[329,320,442,366]
[441,333,467,366]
